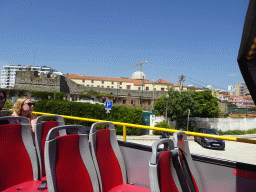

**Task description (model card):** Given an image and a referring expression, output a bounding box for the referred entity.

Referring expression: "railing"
[30,111,256,144]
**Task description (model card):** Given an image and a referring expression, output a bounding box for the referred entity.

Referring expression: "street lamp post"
[117,82,119,105]
[187,109,190,131]
[165,94,169,123]
[162,93,169,139]
[141,77,144,108]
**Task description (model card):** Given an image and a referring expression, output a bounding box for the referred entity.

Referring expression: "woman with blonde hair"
[11,97,36,132]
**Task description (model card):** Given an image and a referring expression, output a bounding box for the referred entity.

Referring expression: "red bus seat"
[89,122,151,192]
[34,115,66,179]
[173,131,204,192]
[149,138,183,192]
[0,117,39,191]
[45,125,100,192]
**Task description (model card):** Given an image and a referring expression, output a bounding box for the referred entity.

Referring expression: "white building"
[206,85,215,90]
[228,85,236,95]
[0,65,66,89]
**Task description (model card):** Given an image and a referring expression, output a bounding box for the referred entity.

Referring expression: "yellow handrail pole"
[123,125,127,142]
[31,111,256,145]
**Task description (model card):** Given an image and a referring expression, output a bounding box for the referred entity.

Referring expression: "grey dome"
[131,71,147,80]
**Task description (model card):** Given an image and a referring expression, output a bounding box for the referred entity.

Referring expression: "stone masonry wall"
[14,71,62,92]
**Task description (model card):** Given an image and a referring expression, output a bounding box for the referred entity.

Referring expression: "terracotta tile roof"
[173,83,186,87]
[66,74,152,86]
[219,95,252,99]
[153,79,172,85]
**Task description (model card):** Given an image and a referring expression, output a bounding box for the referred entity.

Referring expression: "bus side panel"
[120,146,151,188]
[119,145,151,188]
[193,155,256,192]
[194,161,236,192]
[119,141,256,192]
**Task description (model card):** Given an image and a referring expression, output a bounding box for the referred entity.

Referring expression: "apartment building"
[218,94,255,108]
[0,65,66,89]
[236,82,250,96]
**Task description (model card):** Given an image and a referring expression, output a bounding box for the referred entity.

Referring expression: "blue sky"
[0,0,250,90]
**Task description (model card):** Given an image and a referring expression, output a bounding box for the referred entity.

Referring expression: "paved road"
[117,135,256,165]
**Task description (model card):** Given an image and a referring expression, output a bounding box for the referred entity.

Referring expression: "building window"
[91,85,93,87]
[127,85,131,90]
[138,87,141,90]
[120,82,122,85]
[91,80,94,83]
[83,79,85,83]
[123,100,126,104]
[161,88,165,91]
[148,100,151,105]
[97,85,100,87]
[146,87,149,90]
[102,81,104,84]
[107,86,110,88]
[111,86,113,88]
[120,87,122,89]
[131,100,134,104]
[87,85,89,86]
[112,81,114,84]
[102,86,104,88]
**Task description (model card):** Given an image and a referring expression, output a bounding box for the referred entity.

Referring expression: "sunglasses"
[25,103,35,107]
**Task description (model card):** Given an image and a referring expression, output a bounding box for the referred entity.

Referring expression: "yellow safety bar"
[31,111,256,144]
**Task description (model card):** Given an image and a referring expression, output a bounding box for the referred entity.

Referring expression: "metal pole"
[165,94,169,123]
[166,99,168,122]
[187,109,190,131]
[117,82,119,105]
[141,77,144,108]
[246,101,248,118]
[152,79,154,109]
[54,78,57,100]
[123,125,126,141]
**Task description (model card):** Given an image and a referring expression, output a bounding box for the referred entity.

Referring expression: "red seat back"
[34,115,65,179]
[40,121,59,177]
[96,129,123,192]
[45,125,100,192]
[158,151,179,192]
[174,132,203,192]
[0,124,34,191]
[54,135,94,192]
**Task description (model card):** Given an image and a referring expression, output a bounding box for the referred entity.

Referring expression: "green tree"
[249,106,256,111]
[154,90,220,128]
[193,90,220,117]
[154,90,197,128]
[153,120,174,135]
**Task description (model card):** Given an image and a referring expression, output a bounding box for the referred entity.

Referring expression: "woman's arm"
[30,114,36,132]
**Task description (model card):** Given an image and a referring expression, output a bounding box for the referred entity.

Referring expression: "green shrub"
[3,100,13,110]
[33,100,143,135]
[217,128,256,135]
[153,120,175,135]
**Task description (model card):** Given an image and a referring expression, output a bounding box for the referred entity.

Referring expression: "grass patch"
[217,128,256,135]
[229,116,245,119]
